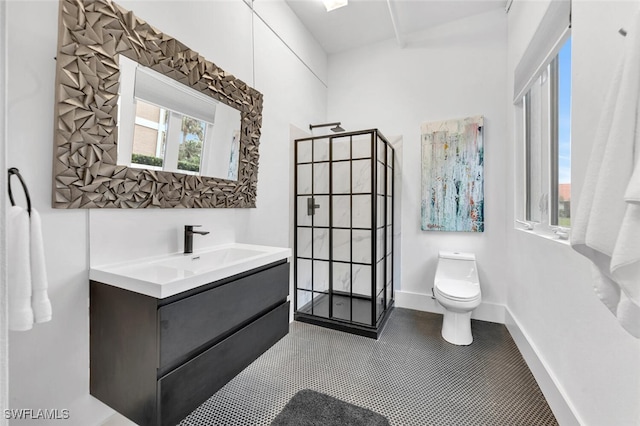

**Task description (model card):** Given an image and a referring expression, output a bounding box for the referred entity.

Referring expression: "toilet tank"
[439,251,475,261]
[435,251,478,283]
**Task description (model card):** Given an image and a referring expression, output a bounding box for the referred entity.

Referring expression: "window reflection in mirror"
[118,55,241,180]
[131,101,207,175]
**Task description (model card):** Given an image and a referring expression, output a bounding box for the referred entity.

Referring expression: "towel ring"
[8,167,32,215]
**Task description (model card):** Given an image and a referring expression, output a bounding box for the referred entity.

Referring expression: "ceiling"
[284,0,507,54]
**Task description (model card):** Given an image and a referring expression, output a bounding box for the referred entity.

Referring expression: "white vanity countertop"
[89,243,292,299]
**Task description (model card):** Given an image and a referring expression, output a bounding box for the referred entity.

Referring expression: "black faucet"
[184,225,210,254]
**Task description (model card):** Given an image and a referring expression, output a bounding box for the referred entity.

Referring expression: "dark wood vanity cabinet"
[90,260,290,426]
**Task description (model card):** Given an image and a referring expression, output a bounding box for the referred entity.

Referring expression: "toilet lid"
[436,279,480,300]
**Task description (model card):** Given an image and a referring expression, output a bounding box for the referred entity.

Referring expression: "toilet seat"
[435,279,480,301]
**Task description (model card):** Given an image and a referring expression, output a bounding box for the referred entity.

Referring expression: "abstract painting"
[421,116,484,232]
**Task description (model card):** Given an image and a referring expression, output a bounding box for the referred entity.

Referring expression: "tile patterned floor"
[179,308,558,426]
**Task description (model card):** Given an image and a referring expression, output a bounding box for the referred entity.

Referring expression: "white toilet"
[433,251,481,345]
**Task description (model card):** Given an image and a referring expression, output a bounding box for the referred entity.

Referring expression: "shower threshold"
[294,293,394,339]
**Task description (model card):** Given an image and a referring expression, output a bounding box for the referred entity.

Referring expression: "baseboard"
[394,290,505,324]
[394,289,442,313]
[66,394,118,426]
[505,308,582,426]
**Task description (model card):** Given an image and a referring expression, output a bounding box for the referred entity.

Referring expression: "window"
[130,100,210,175]
[118,55,242,180]
[556,41,571,227]
[514,1,571,236]
[522,37,571,228]
[130,101,167,169]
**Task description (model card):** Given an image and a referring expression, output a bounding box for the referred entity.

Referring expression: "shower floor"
[297,293,375,325]
[295,292,392,338]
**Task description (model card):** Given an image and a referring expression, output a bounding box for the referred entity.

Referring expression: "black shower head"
[309,122,345,133]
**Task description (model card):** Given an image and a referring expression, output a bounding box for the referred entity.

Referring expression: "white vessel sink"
[89,243,291,298]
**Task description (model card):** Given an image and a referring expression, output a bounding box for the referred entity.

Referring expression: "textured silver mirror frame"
[52,0,263,208]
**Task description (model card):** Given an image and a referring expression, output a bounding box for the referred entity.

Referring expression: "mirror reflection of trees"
[178,117,205,173]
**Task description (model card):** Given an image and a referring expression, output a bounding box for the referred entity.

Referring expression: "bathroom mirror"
[52,0,263,208]
[118,56,241,180]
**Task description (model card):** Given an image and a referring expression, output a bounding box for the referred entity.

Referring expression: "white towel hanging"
[7,168,52,329]
[571,10,640,338]
[30,209,51,323]
[8,206,34,331]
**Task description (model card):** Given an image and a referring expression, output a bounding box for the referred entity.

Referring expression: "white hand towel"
[591,266,620,315]
[571,8,640,338]
[29,208,51,323]
[617,291,640,338]
[8,206,34,331]
[610,16,640,337]
[624,158,640,203]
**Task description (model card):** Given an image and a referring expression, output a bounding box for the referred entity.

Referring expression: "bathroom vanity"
[89,244,291,426]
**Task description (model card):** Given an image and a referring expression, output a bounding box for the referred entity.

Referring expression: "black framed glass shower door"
[293,129,394,338]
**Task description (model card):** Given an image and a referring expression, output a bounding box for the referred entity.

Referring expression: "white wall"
[1,0,9,422]
[327,9,509,322]
[253,0,328,86]
[6,1,327,424]
[506,1,640,425]
[242,10,327,248]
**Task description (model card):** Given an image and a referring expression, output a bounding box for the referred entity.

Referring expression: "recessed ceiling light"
[323,0,348,12]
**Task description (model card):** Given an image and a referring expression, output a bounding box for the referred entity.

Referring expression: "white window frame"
[513,1,571,241]
[133,108,168,160]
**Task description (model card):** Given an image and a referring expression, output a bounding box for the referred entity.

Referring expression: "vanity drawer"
[158,262,289,372]
[158,301,289,426]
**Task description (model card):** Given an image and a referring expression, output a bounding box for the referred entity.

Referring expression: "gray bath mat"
[270,389,391,426]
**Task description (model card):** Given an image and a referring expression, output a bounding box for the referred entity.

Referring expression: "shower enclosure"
[294,129,394,338]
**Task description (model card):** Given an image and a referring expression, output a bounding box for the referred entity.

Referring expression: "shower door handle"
[307,197,320,216]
